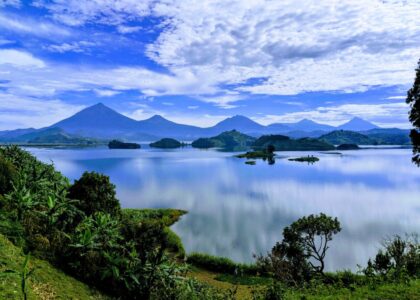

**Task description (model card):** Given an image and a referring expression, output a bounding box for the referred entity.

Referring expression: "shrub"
[68,171,121,217]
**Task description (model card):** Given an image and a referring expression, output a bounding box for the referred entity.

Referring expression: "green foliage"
[406,59,420,165]
[187,253,260,275]
[364,234,420,281]
[68,171,121,217]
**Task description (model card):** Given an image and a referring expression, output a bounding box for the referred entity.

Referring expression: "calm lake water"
[27,146,420,271]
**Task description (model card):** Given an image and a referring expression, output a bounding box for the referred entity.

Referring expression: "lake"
[26,146,420,271]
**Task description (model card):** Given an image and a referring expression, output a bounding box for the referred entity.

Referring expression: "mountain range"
[0,103,409,142]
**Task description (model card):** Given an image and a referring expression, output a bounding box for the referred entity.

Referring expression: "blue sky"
[0,0,419,130]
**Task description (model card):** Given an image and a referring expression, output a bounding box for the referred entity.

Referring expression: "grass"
[0,234,110,300]
[214,274,272,286]
[187,253,260,275]
[188,265,420,300]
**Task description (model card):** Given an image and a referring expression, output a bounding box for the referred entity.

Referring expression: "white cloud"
[254,102,411,128]
[34,0,420,106]
[45,41,97,53]
[117,25,142,34]
[387,95,406,100]
[0,49,45,68]
[93,89,121,97]
[0,12,72,38]
[0,92,85,130]
[0,0,20,7]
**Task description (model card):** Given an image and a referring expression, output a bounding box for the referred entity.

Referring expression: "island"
[336,143,360,150]
[108,140,141,149]
[288,155,320,163]
[253,134,335,151]
[191,130,255,149]
[150,138,185,148]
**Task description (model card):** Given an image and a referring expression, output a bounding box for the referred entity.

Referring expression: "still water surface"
[27,146,420,271]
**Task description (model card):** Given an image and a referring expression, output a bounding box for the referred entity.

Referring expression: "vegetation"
[336,143,359,150]
[0,146,234,299]
[108,139,141,149]
[245,160,256,165]
[236,151,274,159]
[192,130,255,149]
[253,135,335,151]
[288,156,319,163]
[150,138,185,148]
[407,59,420,165]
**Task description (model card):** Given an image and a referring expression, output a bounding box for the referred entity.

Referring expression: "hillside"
[0,234,109,300]
[319,130,376,145]
[253,135,335,151]
[191,130,255,149]
[0,127,100,145]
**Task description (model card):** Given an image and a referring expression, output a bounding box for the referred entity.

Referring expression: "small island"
[150,138,185,148]
[336,143,360,150]
[108,140,141,149]
[288,155,320,163]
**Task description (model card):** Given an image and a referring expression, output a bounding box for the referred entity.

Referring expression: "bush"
[68,171,121,217]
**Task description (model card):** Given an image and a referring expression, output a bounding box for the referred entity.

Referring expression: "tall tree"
[406,59,420,166]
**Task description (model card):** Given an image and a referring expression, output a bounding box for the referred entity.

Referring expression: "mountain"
[51,103,143,139]
[319,130,376,145]
[137,115,203,139]
[287,119,335,131]
[207,115,265,135]
[2,103,408,144]
[0,128,37,140]
[337,117,378,131]
[0,127,99,145]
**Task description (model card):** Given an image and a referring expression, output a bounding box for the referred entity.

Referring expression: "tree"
[284,213,341,275]
[68,171,121,217]
[406,59,420,166]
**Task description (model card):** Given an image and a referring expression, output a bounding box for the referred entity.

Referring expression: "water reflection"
[27,147,420,271]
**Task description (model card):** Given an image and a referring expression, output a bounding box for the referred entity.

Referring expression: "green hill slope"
[319,130,375,145]
[0,234,110,300]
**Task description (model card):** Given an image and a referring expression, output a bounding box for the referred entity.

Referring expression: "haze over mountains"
[0,103,409,142]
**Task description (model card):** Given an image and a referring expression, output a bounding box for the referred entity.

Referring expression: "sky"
[0,0,419,130]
